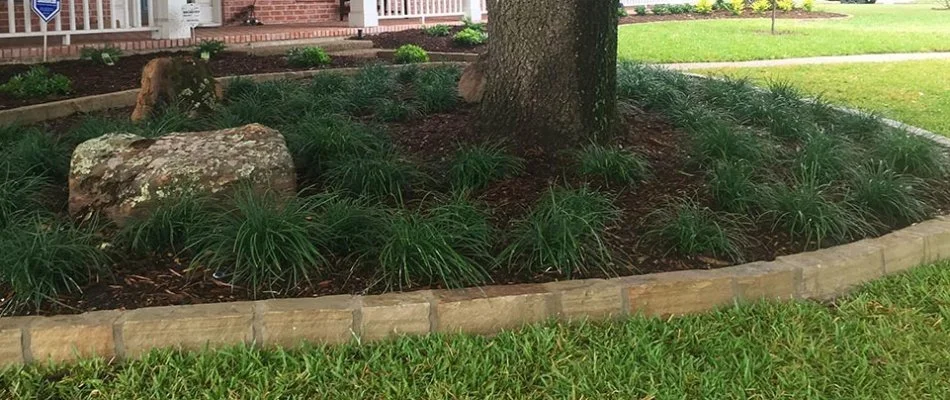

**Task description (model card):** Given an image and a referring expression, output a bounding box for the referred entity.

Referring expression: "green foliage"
[617,2,629,17]
[777,0,794,11]
[651,3,671,14]
[502,187,619,278]
[453,28,488,46]
[348,64,399,113]
[765,170,875,248]
[393,44,430,64]
[283,115,390,180]
[0,214,108,309]
[794,132,858,183]
[690,122,767,167]
[448,142,524,191]
[872,130,947,179]
[708,159,763,214]
[62,115,135,148]
[576,143,651,186]
[286,47,332,68]
[422,24,452,37]
[713,0,727,10]
[668,3,691,13]
[461,17,485,32]
[317,195,390,256]
[0,66,71,99]
[633,5,648,15]
[729,0,745,15]
[323,150,423,201]
[849,161,932,228]
[195,39,227,59]
[696,0,715,14]
[188,189,329,296]
[413,66,461,114]
[642,198,751,262]
[378,195,492,289]
[2,132,71,181]
[79,46,122,65]
[0,166,49,228]
[751,0,771,13]
[802,0,815,11]
[119,193,214,255]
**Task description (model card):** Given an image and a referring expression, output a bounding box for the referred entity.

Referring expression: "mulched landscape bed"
[0,51,372,110]
[618,9,846,24]
[365,25,486,54]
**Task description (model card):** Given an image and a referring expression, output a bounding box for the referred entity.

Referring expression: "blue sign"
[31,0,61,22]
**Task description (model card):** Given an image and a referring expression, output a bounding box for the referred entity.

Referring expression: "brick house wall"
[1,1,113,34]
[222,0,340,25]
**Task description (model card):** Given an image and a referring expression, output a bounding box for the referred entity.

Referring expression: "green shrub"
[729,0,745,15]
[378,195,492,289]
[872,130,947,179]
[119,193,214,255]
[617,2,629,17]
[713,0,727,10]
[696,0,715,14]
[643,198,751,262]
[795,132,859,183]
[461,17,485,32]
[751,0,771,13]
[0,166,49,228]
[188,189,330,296]
[413,66,461,114]
[502,187,620,278]
[324,150,423,201]
[453,28,488,47]
[347,64,399,113]
[691,122,767,167]
[0,66,71,99]
[318,195,390,256]
[764,170,875,248]
[283,115,390,179]
[634,5,648,15]
[80,46,122,65]
[576,143,651,186]
[0,214,108,309]
[393,44,430,64]
[448,142,524,190]
[422,24,452,37]
[195,39,227,59]
[777,0,794,11]
[286,47,332,68]
[827,111,885,140]
[849,161,932,228]
[803,0,815,11]
[669,3,687,13]
[651,4,671,14]
[709,159,763,214]
[373,98,417,122]
[2,133,71,181]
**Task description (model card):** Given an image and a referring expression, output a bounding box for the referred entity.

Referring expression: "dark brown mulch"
[0,52,373,110]
[4,105,817,317]
[619,9,846,24]
[364,25,487,54]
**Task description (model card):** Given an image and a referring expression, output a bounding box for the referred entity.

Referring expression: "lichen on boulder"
[68,123,296,224]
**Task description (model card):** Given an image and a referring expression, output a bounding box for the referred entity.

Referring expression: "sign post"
[31,0,61,62]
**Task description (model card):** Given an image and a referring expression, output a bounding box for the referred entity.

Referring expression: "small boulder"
[130,57,223,122]
[68,123,295,224]
[458,52,488,103]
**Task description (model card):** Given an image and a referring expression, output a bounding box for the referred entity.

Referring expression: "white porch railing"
[377,0,466,19]
[1,0,154,44]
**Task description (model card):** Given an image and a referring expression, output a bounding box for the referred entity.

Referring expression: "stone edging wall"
[2,218,950,367]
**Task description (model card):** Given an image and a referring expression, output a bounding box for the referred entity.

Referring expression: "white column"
[151,0,190,39]
[463,0,481,22]
[349,0,379,27]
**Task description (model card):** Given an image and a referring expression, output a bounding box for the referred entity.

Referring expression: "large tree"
[479,0,620,153]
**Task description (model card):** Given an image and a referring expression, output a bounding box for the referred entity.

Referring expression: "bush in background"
[696,0,715,14]
[453,28,488,47]
[422,24,452,37]
[393,44,430,64]
[286,47,332,68]
[80,46,122,65]
[0,67,71,99]
[195,39,227,59]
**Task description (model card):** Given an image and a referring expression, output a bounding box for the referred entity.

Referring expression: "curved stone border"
[0,62,467,127]
[1,217,949,366]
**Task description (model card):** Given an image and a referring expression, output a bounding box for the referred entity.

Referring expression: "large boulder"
[130,57,223,122]
[68,123,295,223]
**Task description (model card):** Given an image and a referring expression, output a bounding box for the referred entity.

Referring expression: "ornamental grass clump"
[448,142,524,191]
[576,143,651,186]
[642,198,752,262]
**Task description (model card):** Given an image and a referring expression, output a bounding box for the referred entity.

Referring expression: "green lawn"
[618,3,950,63]
[695,59,950,135]
[4,262,950,399]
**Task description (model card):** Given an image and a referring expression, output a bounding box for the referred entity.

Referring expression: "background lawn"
[3,261,950,399]
[618,3,950,63]
[695,59,950,135]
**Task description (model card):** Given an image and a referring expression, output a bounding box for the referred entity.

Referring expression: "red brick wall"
[1,1,113,34]
[222,0,340,25]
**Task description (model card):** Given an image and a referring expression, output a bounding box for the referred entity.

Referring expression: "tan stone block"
[259,296,356,348]
[731,261,800,301]
[780,240,884,299]
[360,291,431,341]
[30,311,119,363]
[901,219,950,263]
[623,270,736,317]
[121,302,254,358]
[436,284,554,335]
[0,317,27,367]
[543,279,623,320]
[875,230,926,274]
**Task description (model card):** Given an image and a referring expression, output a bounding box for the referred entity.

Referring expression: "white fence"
[1,0,153,44]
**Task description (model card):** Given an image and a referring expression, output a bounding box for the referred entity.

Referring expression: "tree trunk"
[479,0,618,153]
[771,1,777,34]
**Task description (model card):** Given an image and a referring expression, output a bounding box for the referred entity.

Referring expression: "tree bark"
[479,0,618,153]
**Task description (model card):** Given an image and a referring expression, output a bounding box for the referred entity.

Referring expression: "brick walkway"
[662,52,950,70]
[0,16,464,63]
